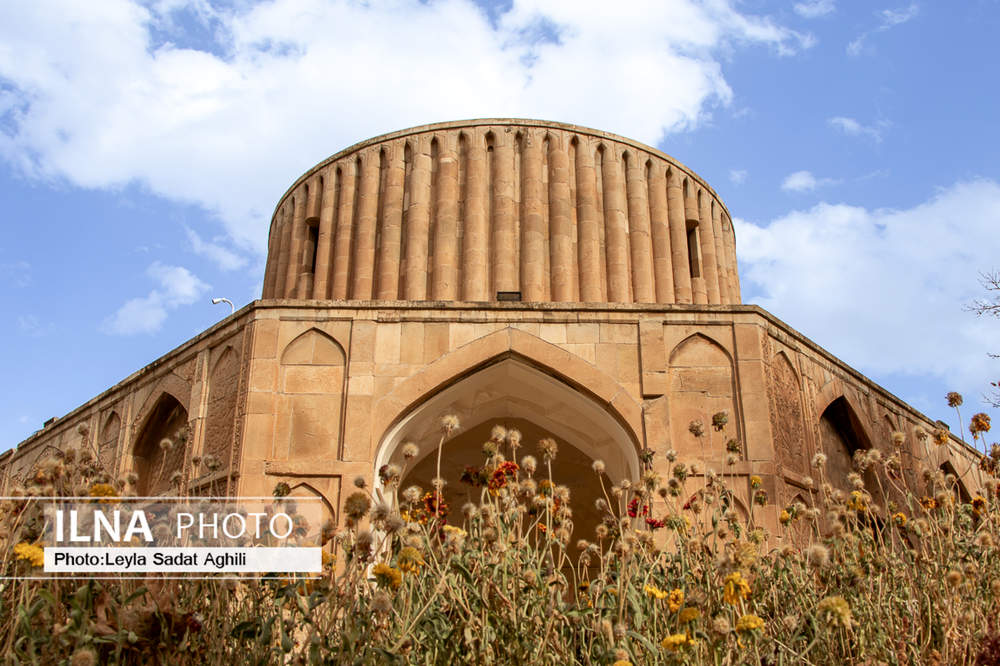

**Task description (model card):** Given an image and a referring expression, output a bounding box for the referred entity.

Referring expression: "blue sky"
[2,0,999,450]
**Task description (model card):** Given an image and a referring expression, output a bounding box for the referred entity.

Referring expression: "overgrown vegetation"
[1,396,999,665]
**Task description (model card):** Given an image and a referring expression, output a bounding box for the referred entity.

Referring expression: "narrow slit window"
[306,224,319,274]
[686,224,701,278]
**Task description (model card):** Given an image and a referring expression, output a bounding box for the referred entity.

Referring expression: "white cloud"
[185,226,248,271]
[848,3,919,56]
[0,0,811,254]
[0,260,31,287]
[16,315,50,337]
[794,1,835,19]
[735,179,1000,406]
[828,116,888,143]
[780,170,838,192]
[102,261,209,335]
[729,169,748,185]
[879,4,920,28]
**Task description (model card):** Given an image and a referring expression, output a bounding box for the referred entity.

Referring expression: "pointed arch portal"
[374,356,642,538]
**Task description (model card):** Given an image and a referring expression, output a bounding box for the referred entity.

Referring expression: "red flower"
[645,517,666,530]
[488,461,520,492]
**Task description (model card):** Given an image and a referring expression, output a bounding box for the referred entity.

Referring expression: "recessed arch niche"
[132,393,189,496]
[668,333,739,462]
[374,356,641,541]
[818,396,878,496]
[277,329,346,460]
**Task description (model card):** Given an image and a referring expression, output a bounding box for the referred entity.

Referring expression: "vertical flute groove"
[263,220,279,298]
[625,152,654,303]
[696,189,721,304]
[492,129,516,293]
[520,129,545,301]
[462,130,488,301]
[711,201,730,303]
[548,134,572,302]
[575,137,602,302]
[602,145,630,303]
[283,194,305,298]
[331,161,356,300]
[351,151,379,299]
[313,170,335,299]
[646,161,673,303]
[433,134,459,300]
[666,169,692,303]
[403,135,431,300]
[376,143,404,299]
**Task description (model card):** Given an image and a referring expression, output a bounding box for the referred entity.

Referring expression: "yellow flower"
[372,563,402,590]
[817,595,853,629]
[322,550,336,570]
[723,571,751,604]
[89,482,117,497]
[442,525,467,538]
[750,475,762,488]
[735,613,765,632]
[13,543,44,567]
[644,584,669,600]
[846,490,868,512]
[679,607,702,623]
[397,546,424,574]
[892,512,907,527]
[89,483,118,503]
[668,588,684,613]
[612,661,632,666]
[779,509,791,525]
[920,496,937,511]
[660,633,689,651]
[972,496,987,513]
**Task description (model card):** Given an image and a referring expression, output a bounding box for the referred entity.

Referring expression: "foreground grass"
[1,406,999,665]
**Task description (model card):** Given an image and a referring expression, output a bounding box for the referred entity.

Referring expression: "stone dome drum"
[262,119,740,305]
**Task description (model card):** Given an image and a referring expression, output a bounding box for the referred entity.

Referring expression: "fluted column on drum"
[296,178,321,299]
[575,138,602,302]
[646,162,673,303]
[696,189,721,304]
[402,136,432,300]
[623,152,654,303]
[264,120,740,307]
[548,135,573,302]
[376,143,404,300]
[724,212,741,302]
[492,130,517,294]
[313,169,336,299]
[462,131,489,301]
[331,161,356,300]
[283,194,306,298]
[351,150,379,300]
[602,146,630,303]
[520,130,546,301]
[262,220,279,298]
[274,207,291,298]
[711,201,730,303]
[666,169,692,304]
[432,134,460,300]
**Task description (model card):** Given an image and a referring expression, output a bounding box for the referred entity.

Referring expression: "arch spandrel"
[132,374,192,435]
[369,327,644,466]
[280,328,346,367]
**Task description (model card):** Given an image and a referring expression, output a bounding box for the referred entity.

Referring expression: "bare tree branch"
[966,271,1000,317]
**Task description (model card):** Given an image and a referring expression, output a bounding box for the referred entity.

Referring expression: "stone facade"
[2,120,982,538]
